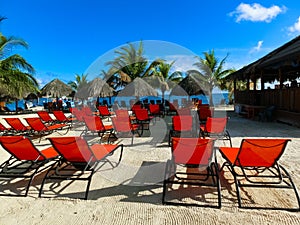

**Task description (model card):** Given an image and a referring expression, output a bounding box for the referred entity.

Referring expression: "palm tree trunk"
[209,88,214,106]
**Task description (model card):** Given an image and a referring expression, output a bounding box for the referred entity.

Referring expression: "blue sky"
[1,0,300,88]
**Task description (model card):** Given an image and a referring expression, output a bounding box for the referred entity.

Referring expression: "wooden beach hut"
[227,35,300,126]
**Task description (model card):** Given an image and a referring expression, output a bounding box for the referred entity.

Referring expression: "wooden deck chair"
[219,139,300,211]
[111,116,139,145]
[25,118,70,142]
[37,111,56,124]
[4,117,32,134]
[200,117,232,147]
[168,115,194,146]
[82,116,116,142]
[162,137,221,208]
[39,136,123,199]
[0,136,58,196]
[52,110,76,124]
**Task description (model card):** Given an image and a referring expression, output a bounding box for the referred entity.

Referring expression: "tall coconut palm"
[68,73,88,91]
[0,17,38,110]
[105,41,162,89]
[187,50,234,106]
[145,60,183,101]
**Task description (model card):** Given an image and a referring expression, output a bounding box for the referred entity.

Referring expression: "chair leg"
[211,162,222,208]
[39,162,57,198]
[225,130,232,147]
[84,170,94,200]
[279,165,300,211]
[162,160,172,204]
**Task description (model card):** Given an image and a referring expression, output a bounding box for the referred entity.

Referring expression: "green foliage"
[68,73,88,91]
[105,41,184,94]
[106,41,148,81]
[187,50,234,105]
[0,17,38,99]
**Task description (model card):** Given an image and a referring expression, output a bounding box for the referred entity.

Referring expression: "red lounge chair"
[197,105,214,123]
[0,136,58,196]
[70,107,85,122]
[162,137,221,208]
[167,101,179,115]
[0,121,12,135]
[111,116,139,145]
[115,109,129,117]
[82,116,115,142]
[200,117,232,147]
[81,106,99,116]
[4,117,32,134]
[25,117,69,142]
[115,109,136,122]
[219,139,300,211]
[177,107,191,115]
[131,104,142,115]
[149,104,163,117]
[39,136,123,199]
[168,115,194,146]
[98,105,114,120]
[37,111,56,124]
[52,110,76,123]
[133,108,153,136]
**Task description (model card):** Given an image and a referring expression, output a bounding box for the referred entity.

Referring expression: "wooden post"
[279,69,283,89]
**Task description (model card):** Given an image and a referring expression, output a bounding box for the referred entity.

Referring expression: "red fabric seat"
[219,138,300,211]
[162,137,221,208]
[200,117,232,147]
[40,136,123,199]
[0,136,58,196]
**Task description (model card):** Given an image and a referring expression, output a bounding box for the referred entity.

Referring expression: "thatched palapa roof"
[170,74,206,96]
[76,78,114,99]
[118,77,158,97]
[40,79,73,97]
[229,35,300,83]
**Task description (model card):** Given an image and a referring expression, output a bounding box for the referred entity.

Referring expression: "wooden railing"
[234,87,300,113]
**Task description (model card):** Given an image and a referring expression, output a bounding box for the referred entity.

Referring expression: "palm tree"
[105,41,162,89]
[68,73,88,91]
[0,17,38,110]
[145,60,183,102]
[220,78,247,104]
[187,50,234,106]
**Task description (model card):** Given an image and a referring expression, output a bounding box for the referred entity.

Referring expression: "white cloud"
[250,40,263,53]
[288,16,300,34]
[230,3,286,23]
[164,55,199,72]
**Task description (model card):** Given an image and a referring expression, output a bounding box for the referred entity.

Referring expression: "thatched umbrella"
[86,78,114,98]
[75,78,115,106]
[118,77,158,97]
[76,78,114,99]
[170,74,206,96]
[40,79,73,97]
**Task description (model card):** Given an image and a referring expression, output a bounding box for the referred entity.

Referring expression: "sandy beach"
[0,109,299,225]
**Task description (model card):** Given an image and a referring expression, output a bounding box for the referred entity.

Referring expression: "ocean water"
[9,93,229,111]
[99,93,229,107]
